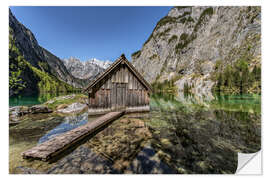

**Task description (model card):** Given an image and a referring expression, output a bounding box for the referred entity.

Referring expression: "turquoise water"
[9,92,261,174]
[38,112,89,144]
[9,92,78,107]
[146,93,261,173]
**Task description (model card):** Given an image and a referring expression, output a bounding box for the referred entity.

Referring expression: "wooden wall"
[88,64,149,110]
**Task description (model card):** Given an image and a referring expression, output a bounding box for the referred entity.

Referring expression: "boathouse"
[84,54,152,114]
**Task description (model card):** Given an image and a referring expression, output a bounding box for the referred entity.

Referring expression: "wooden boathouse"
[84,54,152,114]
[22,54,152,161]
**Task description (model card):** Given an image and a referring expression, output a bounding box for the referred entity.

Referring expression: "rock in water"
[57,103,87,114]
[29,105,53,114]
[9,106,29,123]
[9,105,52,123]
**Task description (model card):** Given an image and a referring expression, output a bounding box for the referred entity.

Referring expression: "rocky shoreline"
[9,94,88,124]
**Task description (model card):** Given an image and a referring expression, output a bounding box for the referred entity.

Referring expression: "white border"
[1,0,269,180]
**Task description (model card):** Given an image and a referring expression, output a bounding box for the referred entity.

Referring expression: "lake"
[9,92,261,174]
[9,92,80,107]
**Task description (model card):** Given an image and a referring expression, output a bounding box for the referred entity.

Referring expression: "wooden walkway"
[22,111,125,161]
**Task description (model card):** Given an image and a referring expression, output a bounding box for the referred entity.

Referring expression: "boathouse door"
[116,83,126,110]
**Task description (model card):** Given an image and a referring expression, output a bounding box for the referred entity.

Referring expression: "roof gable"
[84,54,152,92]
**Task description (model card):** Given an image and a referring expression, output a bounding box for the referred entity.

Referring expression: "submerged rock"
[9,105,52,124]
[15,166,43,174]
[124,145,177,174]
[57,102,87,114]
[9,106,29,120]
[29,105,52,114]
[46,94,76,104]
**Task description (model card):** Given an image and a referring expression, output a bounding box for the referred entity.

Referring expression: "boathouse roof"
[84,54,153,93]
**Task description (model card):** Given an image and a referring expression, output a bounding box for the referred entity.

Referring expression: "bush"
[213,58,261,94]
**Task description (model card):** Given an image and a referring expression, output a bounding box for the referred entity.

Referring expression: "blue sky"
[10,6,172,61]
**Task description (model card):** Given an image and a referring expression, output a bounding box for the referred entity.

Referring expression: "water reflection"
[38,112,88,144]
[145,93,261,173]
[9,92,80,107]
[9,92,261,174]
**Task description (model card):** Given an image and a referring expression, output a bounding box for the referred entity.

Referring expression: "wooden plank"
[143,90,146,105]
[146,91,149,104]
[124,66,128,83]
[129,73,133,89]
[103,90,106,108]
[139,89,142,106]
[116,85,119,109]
[112,83,116,109]
[94,91,98,109]
[117,69,120,83]
[104,79,108,89]
[134,77,137,90]
[130,90,133,107]
[126,90,130,107]
[112,73,115,83]
[122,66,125,83]
[119,66,122,83]
[110,85,114,110]
[101,81,105,90]
[108,89,111,108]
[98,90,101,109]
[108,77,111,89]
[91,96,95,108]
[22,111,125,161]
[141,90,144,106]
[133,90,136,107]
[119,68,122,83]
[124,84,127,107]
[135,90,138,106]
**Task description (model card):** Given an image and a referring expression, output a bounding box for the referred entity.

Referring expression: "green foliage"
[156,28,171,38]
[30,65,77,93]
[180,16,195,24]
[168,35,178,44]
[175,33,195,54]
[9,34,31,96]
[151,79,177,94]
[144,8,193,46]
[213,58,261,94]
[9,71,25,94]
[155,16,178,29]
[45,94,87,110]
[214,60,223,70]
[194,7,214,32]
[149,54,158,60]
[131,50,141,58]
[175,6,190,10]
[9,29,78,96]
[180,33,188,40]
[38,61,50,72]
[183,82,191,95]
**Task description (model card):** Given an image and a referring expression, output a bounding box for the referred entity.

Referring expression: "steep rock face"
[132,7,261,94]
[9,9,84,88]
[62,57,112,80]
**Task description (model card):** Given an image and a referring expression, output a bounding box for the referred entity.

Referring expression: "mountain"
[9,9,85,96]
[87,58,112,69]
[132,7,261,95]
[62,57,112,80]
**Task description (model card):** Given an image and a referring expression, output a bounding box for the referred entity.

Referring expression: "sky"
[10,6,172,61]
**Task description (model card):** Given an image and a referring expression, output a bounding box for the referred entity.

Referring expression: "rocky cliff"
[132,7,261,95]
[62,57,112,80]
[9,9,84,91]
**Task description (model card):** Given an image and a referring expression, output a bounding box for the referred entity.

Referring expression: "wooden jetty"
[22,111,125,161]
